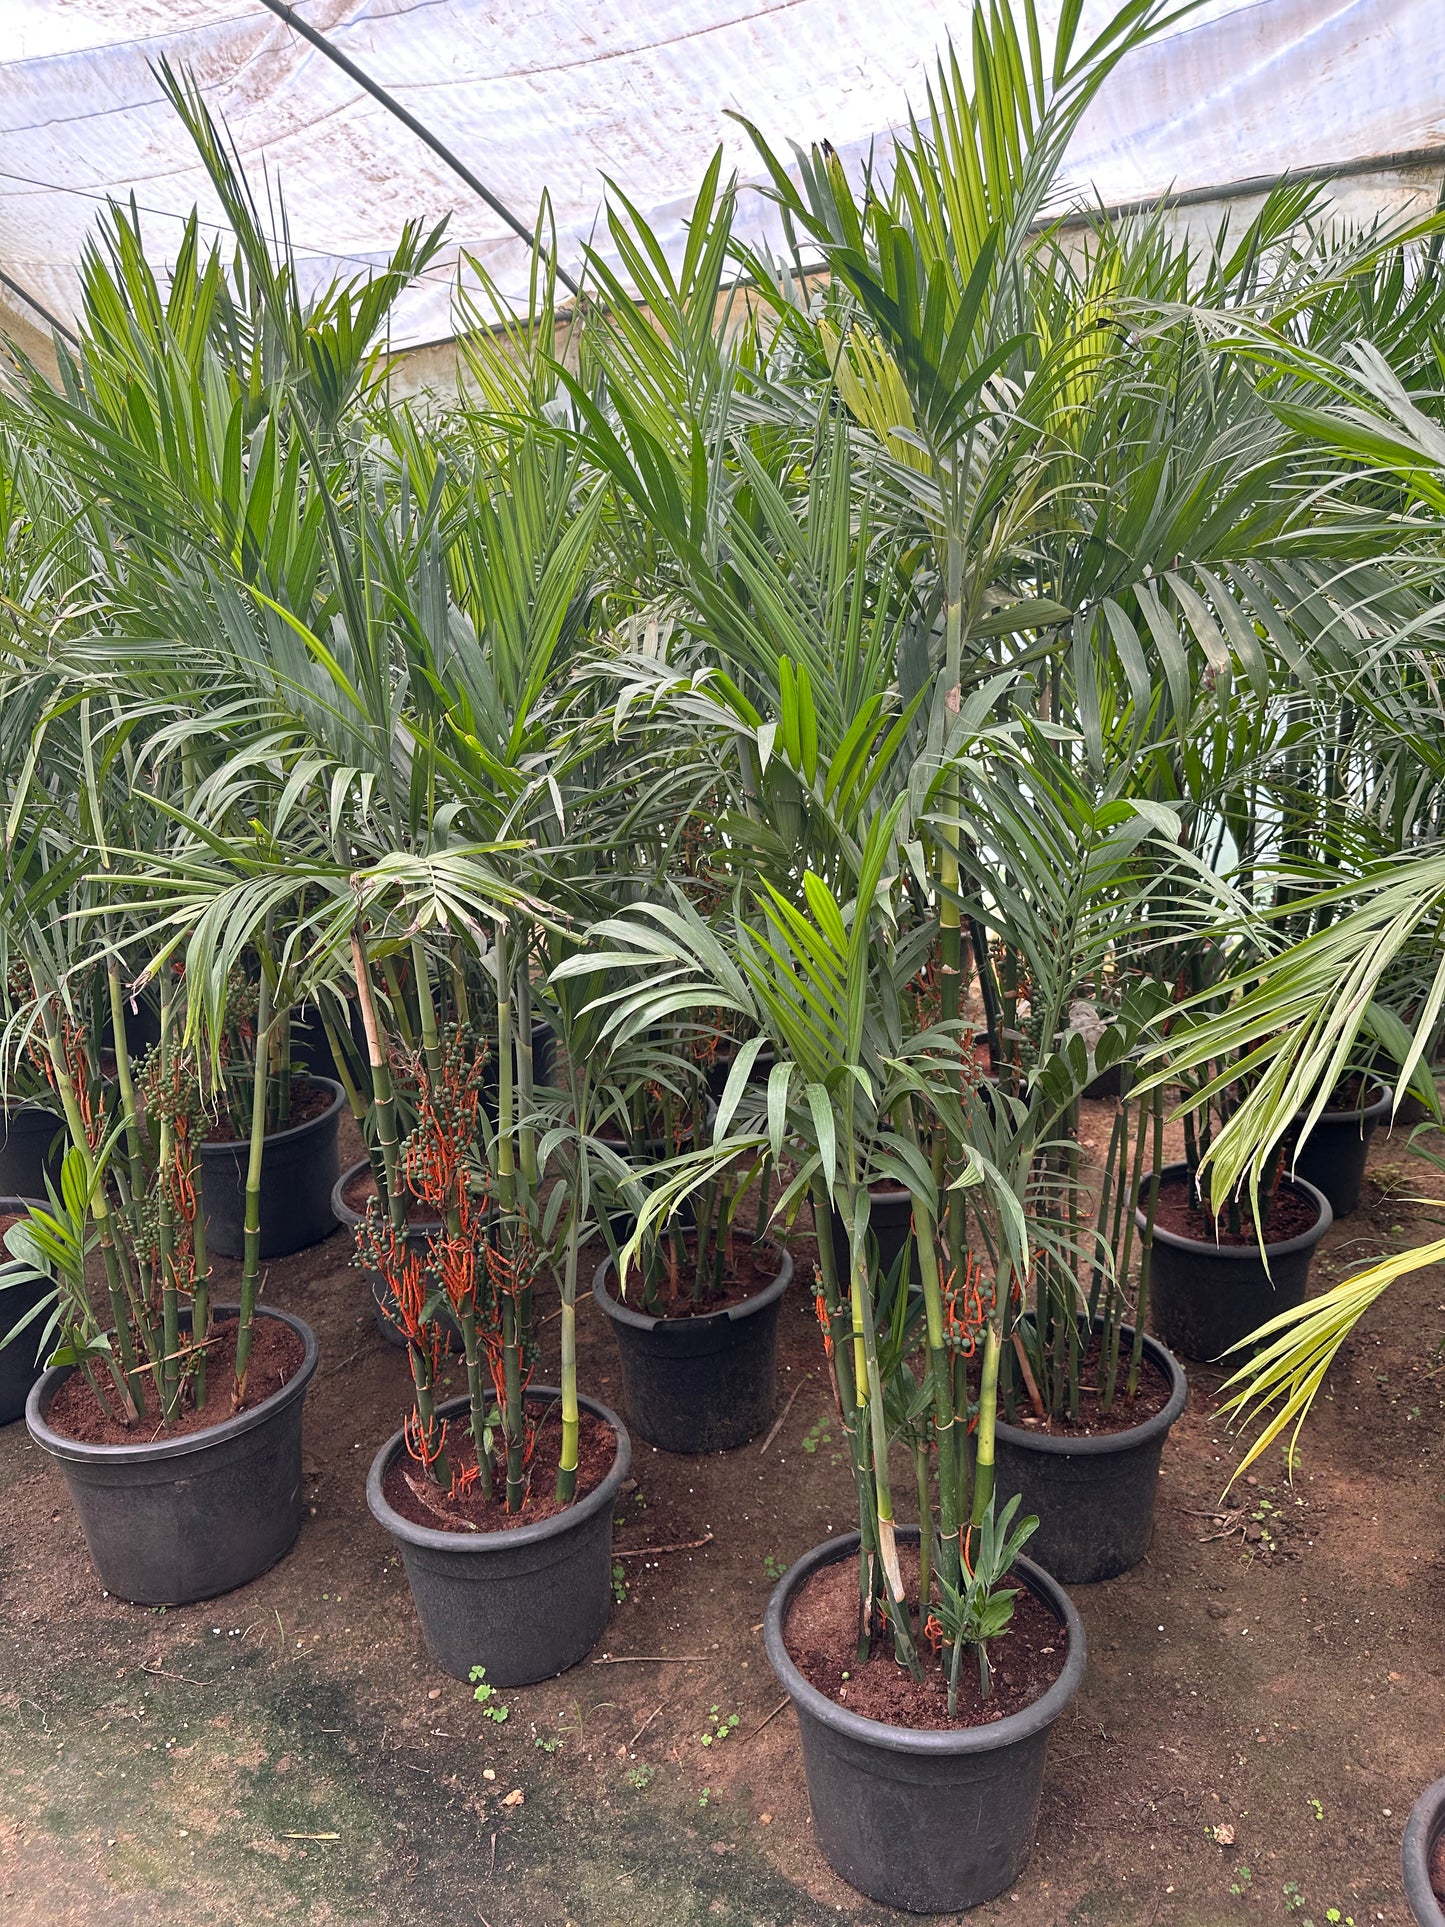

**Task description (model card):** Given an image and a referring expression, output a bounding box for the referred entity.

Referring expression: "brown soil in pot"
[1001,1333,1174,1437]
[381,1404,615,1535]
[0,1209,31,1240]
[1151,1170,1320,1247]
[340,1166,442,1228]
[44,1316,306,1446]
[613,1235,782,1319]
[201,1076,335,1144]
[1317,1076,1387,1115]
[785,1544,1067,1731]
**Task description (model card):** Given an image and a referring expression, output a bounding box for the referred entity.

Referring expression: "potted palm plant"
[361,923,632,1686]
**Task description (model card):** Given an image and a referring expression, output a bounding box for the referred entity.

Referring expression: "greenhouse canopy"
[1,0,1443,350]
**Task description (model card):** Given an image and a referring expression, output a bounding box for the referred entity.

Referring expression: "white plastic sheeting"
[0,0,1442,349]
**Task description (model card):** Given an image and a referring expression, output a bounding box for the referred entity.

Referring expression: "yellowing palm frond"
[1217,1229,1445,1487]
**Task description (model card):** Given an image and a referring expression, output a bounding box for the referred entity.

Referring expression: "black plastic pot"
[0,1196,50,1425]
[482,1020,556,1110]
[1138,1163,1331,1362]
[1290,1085,1390,1218]
[592,1240,792,1453]
[1403,1776,1445,1926]
[764,1529,1086,1913]
[0,1104,64,1199]
[367,1387,630,1686]
[25,1304,318,1605]
[993,1325,1187,1582]
[330,1158,461,1351]
[829,1186,917,1287]
[199,1076,345,1260]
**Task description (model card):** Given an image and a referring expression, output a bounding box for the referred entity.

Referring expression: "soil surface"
[338,1165,442,1228]
[0,1210,29,1239]
[786,1546,1068,1729]
[1004,1336,1174,1436]
[611,1236,783,1319]
[1,1101,1443,1925]
[43,1318,306,1446]
[381,1406,616,1534]
[1153,1170,1322,1246]
[201,1076,335,1145]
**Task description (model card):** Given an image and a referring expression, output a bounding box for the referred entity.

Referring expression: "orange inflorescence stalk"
[941,1254,992,1361]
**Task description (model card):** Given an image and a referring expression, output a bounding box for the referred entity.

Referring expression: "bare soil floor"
[2,1104,1443,1926]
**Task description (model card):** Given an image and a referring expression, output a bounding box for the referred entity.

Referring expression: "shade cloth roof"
[1,0,1442,349]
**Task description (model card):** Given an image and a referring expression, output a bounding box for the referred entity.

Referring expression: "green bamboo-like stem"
[493,925,517,1212]
[105,960,147,1227]
[907,1183,962,1592]
[40,999,142,1421]
[846,1186,919,1675]
[232,947,272,1409]
[1128,1085,1166,1397]
[380,952,417,1052]
[450,939,471,1027]
[157,966,180,1425]
[514,934,538,1205]
[492,923,527,1510]
[191,1145,210,1410]
[971,1315,1003,1529]
[914,1435,933,1609]
[457,1300,491,1499]
[809,1175,880,1659]
[408,1339,452,1490]
[275,1004,292,1130]
[352,926,404,1230]
[1104,1090,1154,1413]
[554,1189,582,1504]
[501,1288,526,1512]
[1089,1106,1127,1322]
[410,935,445,1095]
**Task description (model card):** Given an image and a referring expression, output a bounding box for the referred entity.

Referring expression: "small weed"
[611,1563,628,1605]
[1230,1865,1253,1897]
[533,1736,560,1754]
[1308,1796,1324,1821]
[763,1553,784,1582]
[1284,1880,1305,1912]
[801,1418,832,1455]
[697,1787,711,1809]
[699,1706,741,1748]
[625,1764,656,1790]
[469,1666,509,1722]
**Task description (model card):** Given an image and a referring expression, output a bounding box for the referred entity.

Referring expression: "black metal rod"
[254,0,579,295]
[0,265,80,346]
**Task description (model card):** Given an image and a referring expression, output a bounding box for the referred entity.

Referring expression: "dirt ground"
[1,1103,1443,1927]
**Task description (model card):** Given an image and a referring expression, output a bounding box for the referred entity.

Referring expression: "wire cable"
[253,0,579,296]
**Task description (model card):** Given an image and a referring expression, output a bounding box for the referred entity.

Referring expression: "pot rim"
[366,1386,631,1555]
[592,1237,793,1332]
[763,1528,1086,1758]
[331,1156,444,1235]
[1402,1775,1445,1924]
[1295,1083,1392,1131]
[993,1322,1187,1459]
[25,1303,319,1467]
[198,1076,346,1156]
[1137,1161,1332,1260]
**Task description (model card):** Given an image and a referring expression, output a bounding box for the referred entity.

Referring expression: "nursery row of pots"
[13,1276,1175,1914]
